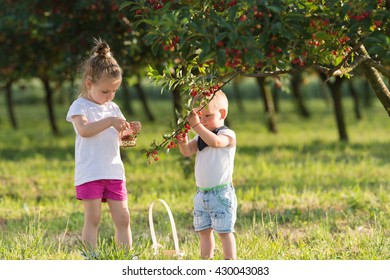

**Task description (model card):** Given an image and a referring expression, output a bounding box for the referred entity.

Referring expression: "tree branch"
[238,68,296,78]
[367,60,390,79]
[331,56,370,77]
[359,44,390,116]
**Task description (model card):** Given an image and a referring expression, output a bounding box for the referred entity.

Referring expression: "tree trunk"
[359,45,390,116]
[256,77,278,133]
[134,79,155,122]
[362,79,373,108]
[271,80,280,113]
[290,73,310,118]
[5,80,18,129]
[121,78,134,116]
[172,86,182,123]
[232,80,244,112]
[348,79,362,120]
[329,77,348,141]
[41,77,60,136]
[361,64,390,116]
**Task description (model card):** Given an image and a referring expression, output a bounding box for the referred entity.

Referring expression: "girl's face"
[86,75,122,105]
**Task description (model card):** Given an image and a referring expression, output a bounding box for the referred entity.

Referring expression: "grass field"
[0,86,389,260]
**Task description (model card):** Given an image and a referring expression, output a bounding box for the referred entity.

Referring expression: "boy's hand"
[187,109,200,128]
[176,132,188,145]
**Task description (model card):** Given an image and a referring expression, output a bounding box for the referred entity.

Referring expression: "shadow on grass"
[237,139,390,165]
[2,135,390,164]
[0,146,75,161]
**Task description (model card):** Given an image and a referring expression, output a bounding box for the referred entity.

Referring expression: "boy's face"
[86,75,122,105]
[198,106,225,131]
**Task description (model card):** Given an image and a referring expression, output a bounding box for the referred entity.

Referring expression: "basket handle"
[148,199,183,257]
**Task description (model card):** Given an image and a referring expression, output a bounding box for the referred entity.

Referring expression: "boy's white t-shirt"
[194,129,236,189]
[66,97,125,186]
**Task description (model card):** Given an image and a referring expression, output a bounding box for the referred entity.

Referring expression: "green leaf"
[147,65,159,76]
[335,56,343,66]
[228,30,238,42]
[119,1,133,11]
[216,49,226,68]
[151,43,160,56]
[187,97,193,108]
[168,79,177,90]
[268,5,283,15]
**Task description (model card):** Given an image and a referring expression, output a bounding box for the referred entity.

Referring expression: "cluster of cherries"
[162,36,180,51]
[147,0,169,10]
[253,7,271,19]
[224,48,245,69]
[190,84,221,98]
[291,57,306,67]
[348,10,371,21]
[146,149,159,162]
[135,0,170,14]
[338,36,351,45]
[213,0,238,12]
[145,85,221,163]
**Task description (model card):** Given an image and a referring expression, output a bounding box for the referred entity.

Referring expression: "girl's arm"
[72,115,129,138]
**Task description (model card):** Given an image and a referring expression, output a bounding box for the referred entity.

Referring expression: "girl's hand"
[72,115,129,138]
[111,117,130,132]
[128,121,141,134]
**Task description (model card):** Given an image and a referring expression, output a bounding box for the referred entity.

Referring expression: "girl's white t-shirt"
[66,97,125,186]
[194,129,236,189]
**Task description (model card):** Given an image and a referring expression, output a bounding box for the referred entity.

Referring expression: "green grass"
[0,92,389,260]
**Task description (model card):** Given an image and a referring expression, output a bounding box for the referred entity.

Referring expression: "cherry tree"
[124,0,389,161]
[0,0,136,134]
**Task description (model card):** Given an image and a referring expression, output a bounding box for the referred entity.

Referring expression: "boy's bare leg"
[218,232,236,260]
[199,228,215,259]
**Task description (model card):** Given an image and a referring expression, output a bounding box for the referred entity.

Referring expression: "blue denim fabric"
[193,184,237,233]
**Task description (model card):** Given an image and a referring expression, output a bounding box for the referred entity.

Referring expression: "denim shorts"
[193,184,237,233]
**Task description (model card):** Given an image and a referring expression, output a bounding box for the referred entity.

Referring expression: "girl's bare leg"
[107,199,132,249]
[82,199,102,249]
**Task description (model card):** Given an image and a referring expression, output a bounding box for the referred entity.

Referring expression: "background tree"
[0,0,153,134]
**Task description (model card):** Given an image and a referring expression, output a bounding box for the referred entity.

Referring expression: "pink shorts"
[76,179,127,202]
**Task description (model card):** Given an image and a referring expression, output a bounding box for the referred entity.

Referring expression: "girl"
[66,39,141,252]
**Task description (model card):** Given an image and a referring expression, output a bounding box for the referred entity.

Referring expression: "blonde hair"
[208,90,229,115]
[79,38,122,97]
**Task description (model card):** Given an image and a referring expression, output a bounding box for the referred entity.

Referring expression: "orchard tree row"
[0,0,157,134]
[0,0,389,161]
[121,0,389,160]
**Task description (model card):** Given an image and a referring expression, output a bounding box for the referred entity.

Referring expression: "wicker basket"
[121,134,137,148]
